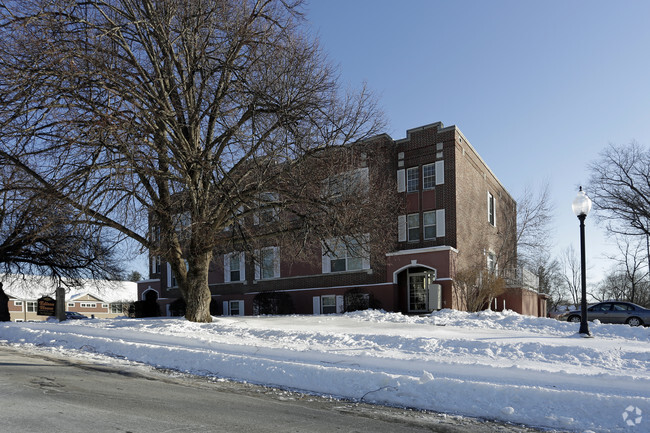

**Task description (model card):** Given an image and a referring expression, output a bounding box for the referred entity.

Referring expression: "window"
[323,236,370,273]
[487,252,497,274]
[261,249,275,279]
[256,247,280,280]
[423,211,436,240]
[406,167,419,192]
[423,164,436,190]
[589,303,612,312]
[26,301,37,313]
[68,303,75,307]
[166,261,188,288]
[323,168,369,201]
[255,192,279,224]
[224,300,244,316]
[80,303,96,308]
[321,295,337,314]
[407,213,420,241]
[488,192,496,226]
[152,256,161,274]
[111,303,123,314]
[225,252,245,282]
[230,254,240,281]
[14,301,22,308]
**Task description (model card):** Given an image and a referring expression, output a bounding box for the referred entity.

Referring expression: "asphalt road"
[0,345,553,433]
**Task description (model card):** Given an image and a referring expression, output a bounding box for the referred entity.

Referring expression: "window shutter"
[397,169,406,192]
[322,243,331,274]
[436,209,446,237]
[222,301,229,316]
[237,300,245,316]
[312,296,321,315]
[240,253,246,281]
[435,160,444,185]
[398,215,407,242]
[254,250,261,280]
[166,263,172,288]
[336,295,344,314]
[224,254,231,283]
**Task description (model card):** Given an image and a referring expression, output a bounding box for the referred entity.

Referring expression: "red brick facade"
[139,121,546,317]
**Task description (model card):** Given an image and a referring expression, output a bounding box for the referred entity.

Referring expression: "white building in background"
[1,274,137,321]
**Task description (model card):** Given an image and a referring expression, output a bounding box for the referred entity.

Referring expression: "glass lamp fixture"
[572,186,592,217]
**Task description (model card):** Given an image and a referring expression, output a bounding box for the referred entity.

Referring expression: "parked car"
[47,311,90,321]
[561,301,650,327]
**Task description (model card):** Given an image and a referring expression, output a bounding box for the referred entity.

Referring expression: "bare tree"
[0,164,122,283]
[453,267,506,313]
[515,183,554,269]
[589,142,650,267]
[0,0,386,322]
[531,252,566,313]
[596,234,650,305]
[560,245,582,308]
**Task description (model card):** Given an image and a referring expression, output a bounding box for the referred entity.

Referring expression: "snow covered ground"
[1,309,649,433]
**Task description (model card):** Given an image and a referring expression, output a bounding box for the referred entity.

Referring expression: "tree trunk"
[183,252,213,323]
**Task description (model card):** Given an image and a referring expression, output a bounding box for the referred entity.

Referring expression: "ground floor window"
[223,300,244,316]
[313,295,344,315]
[321,295,337,314]
[26,301,37,313]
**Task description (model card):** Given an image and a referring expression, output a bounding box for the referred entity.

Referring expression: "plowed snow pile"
[2,309,649,432]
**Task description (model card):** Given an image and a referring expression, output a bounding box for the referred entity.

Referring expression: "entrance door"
[408,270,435,313]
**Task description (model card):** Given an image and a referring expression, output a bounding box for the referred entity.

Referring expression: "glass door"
[408,270,436,313]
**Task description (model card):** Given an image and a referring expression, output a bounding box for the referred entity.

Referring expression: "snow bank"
[2,309,649,432]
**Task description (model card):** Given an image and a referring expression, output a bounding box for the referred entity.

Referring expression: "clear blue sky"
[306,0,650,282]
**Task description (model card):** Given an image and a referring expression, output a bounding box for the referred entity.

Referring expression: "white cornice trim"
[385,246,458,257]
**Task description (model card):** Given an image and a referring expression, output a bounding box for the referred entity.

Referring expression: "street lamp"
[572,186,592,336]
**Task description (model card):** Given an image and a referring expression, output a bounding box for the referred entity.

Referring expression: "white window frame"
[323,167,369,201]
[322,235,370,274]
[423,211,436,240]
[224,252,246,282]
[26,301,37,313]
[255,247,280,280]
[487,251,498,274]
[488,192,496,226]
[254,192,279,225]
[407,213,420,242]
[423,163,436,190]
[222,300,245,316]
[317,295,344,315]
[406,167,419,192]
[80,303,96,308]
[321,295,337,314]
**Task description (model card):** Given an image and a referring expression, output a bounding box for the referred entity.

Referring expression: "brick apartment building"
[138,121,546,317]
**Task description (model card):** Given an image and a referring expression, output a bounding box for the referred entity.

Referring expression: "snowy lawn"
[1,309,649,433]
